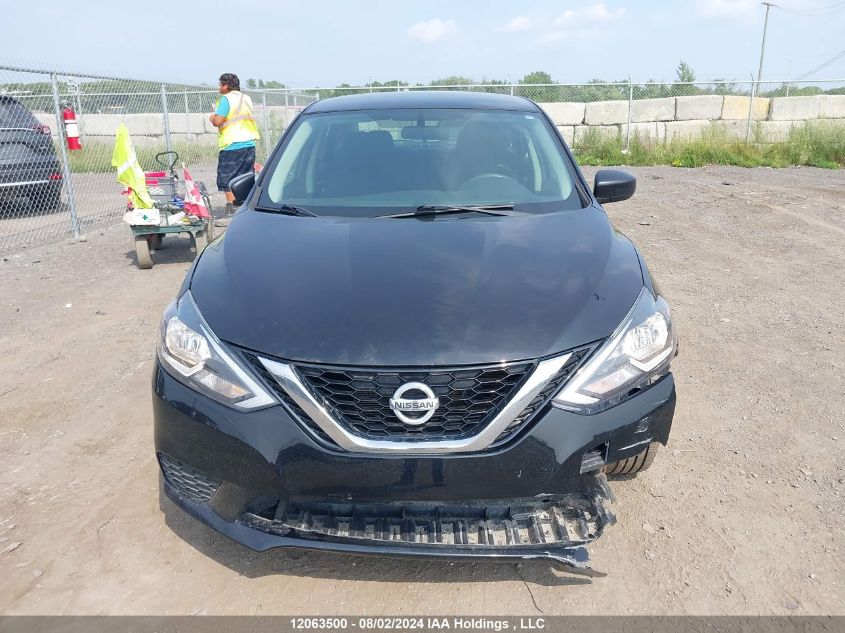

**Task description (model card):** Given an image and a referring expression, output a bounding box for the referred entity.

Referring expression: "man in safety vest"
[209,73,260,219]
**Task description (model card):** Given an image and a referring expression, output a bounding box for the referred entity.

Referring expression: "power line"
[776,1,845,15]
[794,49,845,79]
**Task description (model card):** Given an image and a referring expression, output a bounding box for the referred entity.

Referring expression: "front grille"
[244,354,335,445]
[294,361,534,440]
[490,348,590,446]
[241,346,591,451]
[158,453,221,502]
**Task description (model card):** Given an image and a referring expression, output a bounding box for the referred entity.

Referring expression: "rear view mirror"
[593,169,636,204]
[401,126,451,141]
[228,171,255,205]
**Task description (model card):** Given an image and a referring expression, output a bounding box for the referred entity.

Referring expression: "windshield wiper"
[381,204,518,219]
[254,203,316,217]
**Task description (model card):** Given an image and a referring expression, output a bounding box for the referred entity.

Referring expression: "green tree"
[673,60,699,96]
[676,61,696,83]
[580,78,629,102]
[521,71,554,84]
[246,78,257,89]
[712,79,738,95]
[478,77,511,94]
[519,71,558,102]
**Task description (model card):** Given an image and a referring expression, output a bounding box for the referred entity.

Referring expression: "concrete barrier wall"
[31,95,845,147]
[32,105,302,146]
[542,94,845,144]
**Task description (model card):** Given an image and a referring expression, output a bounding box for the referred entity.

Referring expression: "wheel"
[605,442,660,477]
[150,233,165,250]
[193,230,208,257]
[30,184,62,211]
[134,234,153,269]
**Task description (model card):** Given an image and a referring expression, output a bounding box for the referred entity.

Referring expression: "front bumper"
[153,361,675,571]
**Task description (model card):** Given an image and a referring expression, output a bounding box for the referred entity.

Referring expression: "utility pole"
[756,3,776,90]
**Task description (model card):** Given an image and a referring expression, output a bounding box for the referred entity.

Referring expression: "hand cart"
[130,151,214,270]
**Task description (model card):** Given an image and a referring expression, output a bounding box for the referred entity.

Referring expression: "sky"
[2,0,844,88]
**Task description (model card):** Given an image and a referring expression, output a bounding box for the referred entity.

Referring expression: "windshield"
[261,108,584,217]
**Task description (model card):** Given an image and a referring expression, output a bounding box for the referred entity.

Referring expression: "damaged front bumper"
[154,363,675,575]
[162,471,615,575]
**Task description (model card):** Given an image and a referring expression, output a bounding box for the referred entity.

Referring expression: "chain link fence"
[308,79,845,100]
[0,64,316,255]
[306,78,845,144]
[1,62,843,255]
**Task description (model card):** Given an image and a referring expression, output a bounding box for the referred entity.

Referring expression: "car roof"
[306,90,539,114]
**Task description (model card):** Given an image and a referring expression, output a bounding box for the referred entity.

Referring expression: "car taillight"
[34,124,51,135]
[49,172,62,181]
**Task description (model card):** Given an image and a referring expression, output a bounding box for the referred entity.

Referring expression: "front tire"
[605,442,660,477]
[193,230,208,257]
[150,233,165,250]
[134,234,153,269]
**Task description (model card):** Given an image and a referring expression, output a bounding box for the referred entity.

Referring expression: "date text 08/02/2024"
[289,617,547,630]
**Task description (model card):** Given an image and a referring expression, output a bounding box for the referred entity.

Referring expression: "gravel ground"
[0,165,842,615]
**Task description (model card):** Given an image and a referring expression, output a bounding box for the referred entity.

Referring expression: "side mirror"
[228,171,256,205]
[593,169,636,204]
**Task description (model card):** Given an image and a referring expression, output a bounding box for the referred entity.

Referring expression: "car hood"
[190,207,644,366]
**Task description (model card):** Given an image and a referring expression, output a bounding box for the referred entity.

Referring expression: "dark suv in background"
[154,92,677,574]
[0,95,63,212]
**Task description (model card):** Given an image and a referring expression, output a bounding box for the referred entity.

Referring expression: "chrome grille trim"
[258,353,572,455]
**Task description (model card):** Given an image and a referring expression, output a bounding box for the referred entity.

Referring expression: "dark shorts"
[216,146,256,192]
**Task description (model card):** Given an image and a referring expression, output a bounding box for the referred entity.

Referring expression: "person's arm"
[209,96,229,128]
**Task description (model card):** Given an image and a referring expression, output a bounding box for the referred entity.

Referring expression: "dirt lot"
[0,166,842,615]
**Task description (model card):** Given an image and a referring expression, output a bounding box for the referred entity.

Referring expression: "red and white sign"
[183,168,210,219]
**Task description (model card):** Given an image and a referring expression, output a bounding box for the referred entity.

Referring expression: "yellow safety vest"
[217,91,260,150]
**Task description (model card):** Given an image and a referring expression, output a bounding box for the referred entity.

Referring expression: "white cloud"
[545,4,625,44]
[555,3,626,25]
[407,19,458,44]
[695,0,757,18]
[500,16,533,32]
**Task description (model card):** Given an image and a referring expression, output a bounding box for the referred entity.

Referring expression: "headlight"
[553,288,676,414]
[157,292,276,410]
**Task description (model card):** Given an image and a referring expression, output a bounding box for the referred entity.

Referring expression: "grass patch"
[63,139,221,174]
[574,121,845,169]
[60,121,844,174]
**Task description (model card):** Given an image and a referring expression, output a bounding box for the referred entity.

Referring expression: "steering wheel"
[460,173,515,189]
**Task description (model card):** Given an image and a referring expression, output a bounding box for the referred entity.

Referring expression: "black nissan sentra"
[153,92,677,574]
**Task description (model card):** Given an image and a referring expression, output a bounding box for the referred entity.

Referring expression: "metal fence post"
[624,77,633,153]
[160,83,173,152]
[261,92,270,157]
[50,73,81,239]
[510,83,514,96]
[746,73,756,143]
[183,89,191,136]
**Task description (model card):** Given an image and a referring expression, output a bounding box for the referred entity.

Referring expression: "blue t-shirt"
[215,94,256,152]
